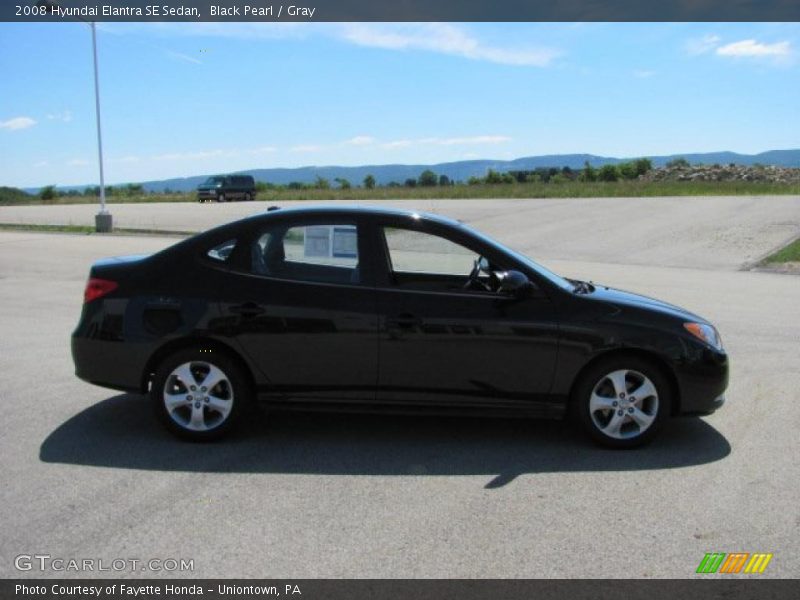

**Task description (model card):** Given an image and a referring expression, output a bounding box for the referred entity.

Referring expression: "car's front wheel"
[151,349,249,441]
[574,356,671,448]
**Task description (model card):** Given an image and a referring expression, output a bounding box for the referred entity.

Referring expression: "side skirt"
[256,395,568,420]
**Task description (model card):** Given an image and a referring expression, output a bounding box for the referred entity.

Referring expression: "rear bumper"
[72,336,150,393]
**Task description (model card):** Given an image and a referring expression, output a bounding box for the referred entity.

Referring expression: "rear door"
[220,215,379,402]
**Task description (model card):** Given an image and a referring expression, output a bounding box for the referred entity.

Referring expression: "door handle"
[387,313,422,329]
[230,302,265,318]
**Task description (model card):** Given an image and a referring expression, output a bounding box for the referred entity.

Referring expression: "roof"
[248,204,465,227]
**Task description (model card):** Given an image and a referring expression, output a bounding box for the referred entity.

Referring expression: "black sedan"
[72,206,728,448]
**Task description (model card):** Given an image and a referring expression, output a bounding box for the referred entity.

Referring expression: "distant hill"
[29,149,800,193]
[0,186,32,203]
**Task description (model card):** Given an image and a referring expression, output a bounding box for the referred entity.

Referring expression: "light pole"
[40,1,112,231]
[89,21,111,232]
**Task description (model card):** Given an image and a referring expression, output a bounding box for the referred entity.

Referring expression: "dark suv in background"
[197,175,256,202]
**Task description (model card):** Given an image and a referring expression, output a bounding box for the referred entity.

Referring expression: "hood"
[588,285,705,323]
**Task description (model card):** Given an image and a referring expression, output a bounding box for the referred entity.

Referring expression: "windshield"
[463,225,575,292]
[203,177,224,185]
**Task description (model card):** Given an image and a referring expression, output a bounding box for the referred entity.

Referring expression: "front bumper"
[674,346,729,415]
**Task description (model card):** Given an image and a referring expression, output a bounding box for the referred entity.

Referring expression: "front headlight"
[684,322,723,350]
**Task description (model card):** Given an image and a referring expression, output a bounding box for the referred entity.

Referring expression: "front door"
[374,222,559,411]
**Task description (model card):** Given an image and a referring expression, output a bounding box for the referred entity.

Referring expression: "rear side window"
[207,239,237,262]
[251,223,360,284]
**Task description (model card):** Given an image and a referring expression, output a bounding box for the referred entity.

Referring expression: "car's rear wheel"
[574,356,671,448]
[151,349,249,441]
[243,192,251,202]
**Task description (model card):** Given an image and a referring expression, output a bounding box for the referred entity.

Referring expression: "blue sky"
[0,22,798,187]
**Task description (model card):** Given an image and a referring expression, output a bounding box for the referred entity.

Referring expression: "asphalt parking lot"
[1,196,798,578]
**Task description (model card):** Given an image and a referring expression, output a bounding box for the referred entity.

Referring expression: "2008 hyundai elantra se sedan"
[72,205,728,447]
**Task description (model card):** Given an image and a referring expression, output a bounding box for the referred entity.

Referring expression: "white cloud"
[383,139,412,149]
[123,23,561,68]
[167,51,202,65]
[716,39,792,58]
[632,69,655,78]
[0,116,37,131]
[685,34,721,55]
[437,135,511,146]
[290,144,322,153]
[249,146,277,154]
[340,23,559,67]
[67,158,90,166]
[344,135,375,146]
[104,22,309,40]
[686,34,793,64]
[382,135,511,149]
[147,146,272,161]
[109,155,141,164]
[47,110,73,122]
[152,149,227,161]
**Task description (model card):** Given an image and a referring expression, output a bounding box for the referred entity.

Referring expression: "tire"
[216,193,226,203]
[244,192,251,202]
[573,355,671,449]
[151,348,250,441]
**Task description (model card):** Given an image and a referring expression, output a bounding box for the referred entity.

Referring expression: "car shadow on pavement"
[40,393,731,489]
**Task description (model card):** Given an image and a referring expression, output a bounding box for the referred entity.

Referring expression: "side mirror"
[496,270,532,297]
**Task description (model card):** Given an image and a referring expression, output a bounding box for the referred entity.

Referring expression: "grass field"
[0,223,191,236]
[2,180,800,206]
[764,237,800,264]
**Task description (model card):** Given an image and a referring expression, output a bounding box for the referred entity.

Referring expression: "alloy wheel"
[588,369,659,440]
[163,361,234,432]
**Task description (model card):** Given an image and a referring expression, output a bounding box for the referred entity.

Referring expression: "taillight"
[84,278,118,303]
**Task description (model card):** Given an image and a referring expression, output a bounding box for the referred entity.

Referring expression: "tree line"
[27,158,658,201]
[37,183,147,200]
[256,159,654,191]
[464,158,653,185]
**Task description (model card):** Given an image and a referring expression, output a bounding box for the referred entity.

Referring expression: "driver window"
[383,227,478,276]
